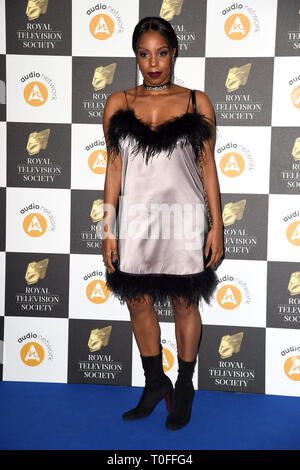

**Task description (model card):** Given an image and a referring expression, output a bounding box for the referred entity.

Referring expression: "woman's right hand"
[102,237,119,273]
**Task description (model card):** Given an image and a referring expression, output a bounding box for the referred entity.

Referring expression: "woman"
[102,16,223,431]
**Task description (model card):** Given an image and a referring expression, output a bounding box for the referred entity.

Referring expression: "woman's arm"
[102,92,123,238]
[195,90,224,267]
[102,92,124,272]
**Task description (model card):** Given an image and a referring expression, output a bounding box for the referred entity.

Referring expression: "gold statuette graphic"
[26,129,51,156]
[288,272,300,296]
[219,332,244,359]
[222,199,246,226]
[26,0,48,21]
[225,63,251,92]
[88,326,112,352]
[25,258,49,285]
[292,137,300,161]
[160,0,183,21]
[92,63,116,91]
[90,199,104,223]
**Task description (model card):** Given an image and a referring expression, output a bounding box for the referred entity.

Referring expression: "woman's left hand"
[204,225,224,269]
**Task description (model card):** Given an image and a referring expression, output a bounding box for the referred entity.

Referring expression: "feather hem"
[105,266,218,307]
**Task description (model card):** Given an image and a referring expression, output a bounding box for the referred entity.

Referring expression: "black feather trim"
[106,108,214,165]
[105,266,218,308]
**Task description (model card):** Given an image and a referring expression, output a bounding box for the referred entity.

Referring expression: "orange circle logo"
[20,342,45,367]
[88,150,107,174]
[291,85,300,109]
[286,220,300,246]
[220,151,245,177]
[224,14,251,40]
[284,356,300,381]
[86,279,110,304]
[89,14,114,40]
[162,347,174,372]
[24,81,48,106]
[216,284,242,309]
[23,213,47,237]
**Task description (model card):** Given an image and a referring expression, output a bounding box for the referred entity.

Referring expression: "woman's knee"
[125,294,154,316]
[169,296,199,317]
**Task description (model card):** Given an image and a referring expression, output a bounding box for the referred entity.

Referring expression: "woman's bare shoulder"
[104,90,127,112]
[194,90,215,120]
[103,91,127,131]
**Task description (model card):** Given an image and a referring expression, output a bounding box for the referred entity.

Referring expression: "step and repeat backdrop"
[0,0,299,398]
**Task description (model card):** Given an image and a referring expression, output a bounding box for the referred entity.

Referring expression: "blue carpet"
[0,381,299,450]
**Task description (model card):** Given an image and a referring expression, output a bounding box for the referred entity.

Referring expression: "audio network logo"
[86,3,124,38]
[162,337,177,373]
[84,268,110,304]
[21,70,57,106]
[290,76,300,109]
[283,209,300,246]
[216,274,251,309]
[281,346,300,381]
[222,3,260,39]
[84,133,107,175]
[218,141,255,178]
[21,202,56,237]
[18,331,54,367]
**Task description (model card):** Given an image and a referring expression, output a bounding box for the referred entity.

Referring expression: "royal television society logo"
[18,331,54,367]
[17,128,63,185]
[78,326,124,381]
[159,0,200,52]
[14,1,64,51]
[208,332,256,389]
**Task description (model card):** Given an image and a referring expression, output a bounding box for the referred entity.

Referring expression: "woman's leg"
[169,296,201,361]
[122,294,173,420]
[125,294,161,356]
[165,296,200,430]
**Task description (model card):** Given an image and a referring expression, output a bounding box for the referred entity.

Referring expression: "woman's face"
[136,29,176,86]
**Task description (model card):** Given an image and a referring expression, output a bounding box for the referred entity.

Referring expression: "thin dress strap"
[124,90,129,110]
[191,89,197,114]
[186,89,192,113]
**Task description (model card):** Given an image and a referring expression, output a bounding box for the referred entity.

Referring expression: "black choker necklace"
[142,79,171,91]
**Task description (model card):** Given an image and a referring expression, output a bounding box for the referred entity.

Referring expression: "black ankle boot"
[122,345,173,420]
[165,355,197,431]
